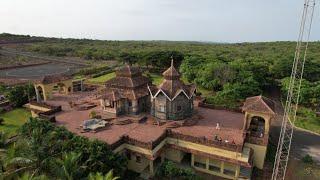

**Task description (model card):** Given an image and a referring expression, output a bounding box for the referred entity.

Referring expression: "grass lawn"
[148,73,163,85]
[295,107,320,134]
[87,72,116,84]
[0,108,31,136]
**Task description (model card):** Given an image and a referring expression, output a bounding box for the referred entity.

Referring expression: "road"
[270,100,320,163]
[0,47,88,67]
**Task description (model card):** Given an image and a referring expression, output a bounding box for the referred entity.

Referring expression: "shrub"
[0,117,4,125]
[89,111,97,118]
[156,160,200,180]
[302,155,314,164]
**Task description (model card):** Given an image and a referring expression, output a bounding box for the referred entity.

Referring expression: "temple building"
[148,60,196,120]
[99,65,151,115]
[27,61,277,180]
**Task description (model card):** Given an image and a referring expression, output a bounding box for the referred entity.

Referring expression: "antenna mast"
[272,0,316,179]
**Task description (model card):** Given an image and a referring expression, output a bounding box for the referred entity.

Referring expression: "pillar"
[191,154,194,167]
[220,162,224,174]
[149,160,154,176]
[80,80,84,91]
[132,100,139,114]
[206,158,209,170]
[161,154,165,163]
[235,166,240,178]
[35,86,41,103]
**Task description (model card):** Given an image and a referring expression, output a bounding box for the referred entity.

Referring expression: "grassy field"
[87,72,116,84]
[0,108,31,136]
[286,158,320,180]
[295,107,320,134]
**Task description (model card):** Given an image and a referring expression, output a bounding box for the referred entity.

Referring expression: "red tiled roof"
[104,65,151,100]
[242,95,275,115]
[36,74,72,84]
[115,64,141,77]
[99,89,124,101]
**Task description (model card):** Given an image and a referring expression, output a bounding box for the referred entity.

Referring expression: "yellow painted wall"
[31,110,39,118]
[35,79,73,101]
[127,153,150,173]
[166,138,249,163]
[192,154,241,180]
[244,142,267,169]
[165,148,185,163]
[112,137,252,178]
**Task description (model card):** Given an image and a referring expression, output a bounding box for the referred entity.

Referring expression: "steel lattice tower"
[272,0,316,179]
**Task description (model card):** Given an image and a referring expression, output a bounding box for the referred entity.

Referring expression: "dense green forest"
[2,34,320,108]
[3,33,319,109]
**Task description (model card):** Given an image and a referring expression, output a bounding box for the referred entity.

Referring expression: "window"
[128,101,132,106]
[223,162,236,176]
[194,161,206,169]
[177,105,182,112]
[136,155,141,163]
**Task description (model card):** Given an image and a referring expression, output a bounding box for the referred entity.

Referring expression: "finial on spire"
[171,55,174,67]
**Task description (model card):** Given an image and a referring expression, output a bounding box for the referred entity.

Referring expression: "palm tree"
[18,172,49,180]
[88,170,119,180]
[54,152,83,180]
[2,129,57,178]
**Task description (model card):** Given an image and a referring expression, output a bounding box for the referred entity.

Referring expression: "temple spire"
[171,56,174,67]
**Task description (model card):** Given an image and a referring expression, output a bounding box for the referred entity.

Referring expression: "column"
[35,86,41,103]
[132,100,138,114]
[220,162,224,174]
[149,160,154,176]
[80,80,84,91]
[161,154,165,163]
[191,154,194,167]
[235,166,240,178]
[206,158,209,170]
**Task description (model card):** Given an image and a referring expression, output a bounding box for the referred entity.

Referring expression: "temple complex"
[26,60,276,180]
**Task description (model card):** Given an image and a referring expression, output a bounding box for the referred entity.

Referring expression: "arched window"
[36,86,44,101]
[249,116,265,138]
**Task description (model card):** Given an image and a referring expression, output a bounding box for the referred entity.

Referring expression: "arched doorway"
[57,82,66,94]
[36,86,44,102]
[249,116,265,138]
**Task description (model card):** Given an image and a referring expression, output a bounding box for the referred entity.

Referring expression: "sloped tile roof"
[115,64,141,77]
[242,95,275,115]
[150,60,196,100]
[103,64,151,100]
[36,74,72,84]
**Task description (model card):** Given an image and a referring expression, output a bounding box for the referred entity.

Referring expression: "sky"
[0,0,320,42]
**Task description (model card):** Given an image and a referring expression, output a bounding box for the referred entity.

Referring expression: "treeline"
[3,34,320,108]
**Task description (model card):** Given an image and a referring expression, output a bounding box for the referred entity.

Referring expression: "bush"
[156,160,200,180]
[0,117,4,125]
[76,66,110,76]
[302,155,314,164]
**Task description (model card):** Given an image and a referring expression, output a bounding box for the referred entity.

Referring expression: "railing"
[167,129,243,152]
[198,101,242,113]
[245,135,268,146]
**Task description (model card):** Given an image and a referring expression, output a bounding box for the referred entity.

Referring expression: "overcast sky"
[1,0,320,42]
